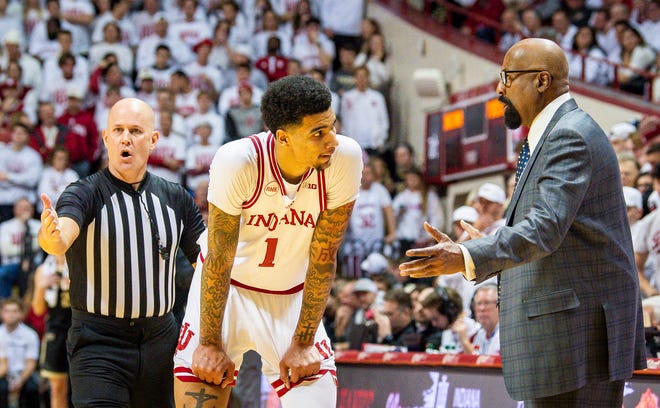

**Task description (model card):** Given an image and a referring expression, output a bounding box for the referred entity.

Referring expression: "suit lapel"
[505,99,579,225]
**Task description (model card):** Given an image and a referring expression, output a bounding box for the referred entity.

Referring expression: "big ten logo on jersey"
[264,180,280,197]
[303,181,317,190]
[177,322,196,352]
[315,339,334,360]
[245,208,317,232]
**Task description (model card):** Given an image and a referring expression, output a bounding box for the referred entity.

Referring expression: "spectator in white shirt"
[184,38,224,101]
[0,123,43,215]
[43,30,89,86]
[169,0,211,49]
[291,16,335,72]
[354,32,392,94]
[392,168,444,254]
[148,110,186,184]
[185,90,226,147]
[92,0,138,47]
[341,65,389,153]
[470,285,500,355]
[217,63,264,116]
[89,21,134,76]
[213,0,252,45]
[40,53,89,117]
[0,298,40,408]
[320,0,364,70]
[59,0,95,54]
[135,13,194,71]
[1,30,42,95]
[28,16,61,61]
[567,26,612,86]
[252,9,292,58]
[150,45,179,91]
[135,69,158,108]
[612,24,657,95]
[552,9,579,51]
[472,182,506,236]
[640,0,660,52]
[171,70,199,118]
[0,0,23,46]
[498,8,523,53]
[130,0,162,40]
[36,146,79,213]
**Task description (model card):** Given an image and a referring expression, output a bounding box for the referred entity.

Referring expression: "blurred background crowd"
[0,0,658,406]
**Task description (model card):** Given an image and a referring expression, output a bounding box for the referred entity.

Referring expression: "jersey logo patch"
[264,180,280,196]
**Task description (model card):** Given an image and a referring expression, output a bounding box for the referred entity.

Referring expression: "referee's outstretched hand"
[40,193,61,240]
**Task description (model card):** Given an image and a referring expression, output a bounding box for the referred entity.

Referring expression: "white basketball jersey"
[207,131,362,292]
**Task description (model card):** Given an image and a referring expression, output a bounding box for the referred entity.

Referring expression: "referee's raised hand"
[38,193,80,255]
[40,193,61,239]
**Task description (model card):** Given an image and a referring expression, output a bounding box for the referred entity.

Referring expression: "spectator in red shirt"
[30,101,87,175]
[254,36,290,83]
[0,61,35,133]
[57,88,100,177]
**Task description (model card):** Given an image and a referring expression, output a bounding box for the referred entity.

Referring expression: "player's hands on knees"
[192,344,235,388]
[279,343,322,389]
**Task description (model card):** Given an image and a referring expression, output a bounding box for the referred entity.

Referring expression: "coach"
[400,38,647,407]
[38,98,205,407]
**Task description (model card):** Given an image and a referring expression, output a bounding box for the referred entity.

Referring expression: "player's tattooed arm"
[294,201,355,345]
[199,203,241,347]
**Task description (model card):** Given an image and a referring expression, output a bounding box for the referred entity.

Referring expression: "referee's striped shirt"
[56,168,205,319]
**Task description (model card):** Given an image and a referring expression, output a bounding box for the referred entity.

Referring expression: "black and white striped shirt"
[57,168,205,318]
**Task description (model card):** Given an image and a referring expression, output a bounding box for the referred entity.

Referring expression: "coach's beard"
[499,96,522,129]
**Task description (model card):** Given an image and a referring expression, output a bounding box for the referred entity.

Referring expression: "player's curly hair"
[260,75,331,133]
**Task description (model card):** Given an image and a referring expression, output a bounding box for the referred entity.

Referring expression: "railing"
[392,0,659,104]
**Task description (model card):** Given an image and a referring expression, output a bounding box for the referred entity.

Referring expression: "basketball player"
[173,75,362,406]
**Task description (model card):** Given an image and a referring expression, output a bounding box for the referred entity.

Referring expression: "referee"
[38,98,205,407]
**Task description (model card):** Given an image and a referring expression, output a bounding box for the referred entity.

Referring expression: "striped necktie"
[515,138,530,185]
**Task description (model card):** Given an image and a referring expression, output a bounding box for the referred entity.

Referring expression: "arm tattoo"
[199,204,241,346]
[294,201,355,345]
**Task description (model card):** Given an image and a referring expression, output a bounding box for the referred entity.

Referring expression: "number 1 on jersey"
[259,237,278,267]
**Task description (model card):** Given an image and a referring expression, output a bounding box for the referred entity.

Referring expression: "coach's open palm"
[279,342,322,389]
[399,222,466,278]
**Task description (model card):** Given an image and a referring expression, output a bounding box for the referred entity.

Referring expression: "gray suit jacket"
[463,98,647,400]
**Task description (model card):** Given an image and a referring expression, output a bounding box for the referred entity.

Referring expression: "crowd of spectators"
[432,0,660,100]
[0,0,396,405]
[0,0,658,405]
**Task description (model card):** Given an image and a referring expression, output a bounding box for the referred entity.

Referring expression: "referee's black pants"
[67,309,179,408]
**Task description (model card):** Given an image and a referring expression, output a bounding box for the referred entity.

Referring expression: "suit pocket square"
[523,288,580,318]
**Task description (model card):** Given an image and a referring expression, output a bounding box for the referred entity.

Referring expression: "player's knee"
[174,379,231,408]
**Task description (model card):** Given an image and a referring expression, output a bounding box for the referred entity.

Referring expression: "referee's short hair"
[261,75,331,133]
